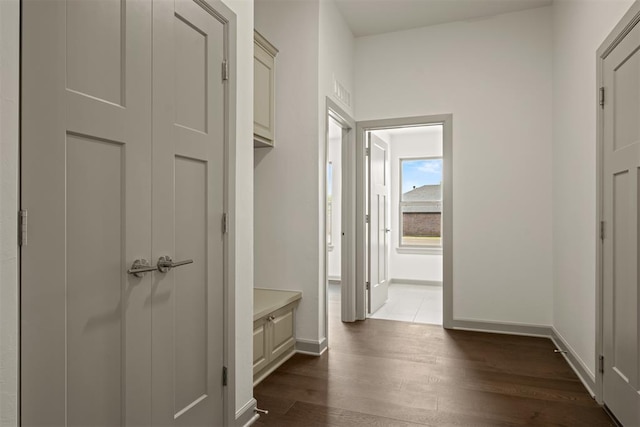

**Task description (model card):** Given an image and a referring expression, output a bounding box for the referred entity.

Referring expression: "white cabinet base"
[253,289,301,386]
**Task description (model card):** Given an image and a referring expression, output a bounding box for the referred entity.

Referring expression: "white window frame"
[398,156,443,254]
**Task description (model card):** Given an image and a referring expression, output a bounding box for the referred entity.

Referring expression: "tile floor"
[329,282,443,325]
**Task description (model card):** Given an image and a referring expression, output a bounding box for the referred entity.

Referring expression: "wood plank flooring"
[253,292,613,426]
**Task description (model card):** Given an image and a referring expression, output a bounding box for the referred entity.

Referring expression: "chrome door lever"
[127,259,157,278]
[157,255,194,273]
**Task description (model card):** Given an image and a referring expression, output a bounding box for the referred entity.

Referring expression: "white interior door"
[368,133,390,314]
[602,18,640,427]
[151,0,225,424]
[21,0,226,425]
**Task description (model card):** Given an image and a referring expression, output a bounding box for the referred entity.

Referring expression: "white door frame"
[324,98,357,328]
[354,115,453,327]
[596,0,640,406]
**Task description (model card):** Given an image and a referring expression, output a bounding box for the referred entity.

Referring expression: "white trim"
[395,246,442,255]
[451,318,553,337]
[389,278,442,287]
[550,327,597,397]
[235,398,258,427]
[295,337,328,356]
[0,1,19,426]
[324,98,357,330]
[243,414,260,427]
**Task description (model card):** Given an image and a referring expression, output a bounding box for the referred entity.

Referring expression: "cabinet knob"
[267,315,276,322]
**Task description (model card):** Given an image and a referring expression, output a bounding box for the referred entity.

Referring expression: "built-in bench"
[253,288,301,386]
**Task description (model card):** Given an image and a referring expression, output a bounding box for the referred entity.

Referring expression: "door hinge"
[599,355,604,373]
[365,147,370,156]
[366,281,370,290]
[18,209,27,246]
[222,60,229,81]
[600,221,605,240]
[599,87,605,108]
[222,213,228,234]
[365,214,369,224]
[222,366,228,386]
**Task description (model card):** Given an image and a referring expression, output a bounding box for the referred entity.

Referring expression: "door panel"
[66,136,124,426]
[66,0,124,105]
[369,133,389,314]
[602,18,640,426]
[152,0,225,424]
[22,0,153,425]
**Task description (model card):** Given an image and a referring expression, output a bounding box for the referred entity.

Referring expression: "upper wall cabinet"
[254,31,278,148]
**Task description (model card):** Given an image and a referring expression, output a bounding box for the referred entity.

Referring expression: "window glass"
[400,158,442,247]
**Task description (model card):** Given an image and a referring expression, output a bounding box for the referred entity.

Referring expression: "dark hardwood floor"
[253,289,613,426]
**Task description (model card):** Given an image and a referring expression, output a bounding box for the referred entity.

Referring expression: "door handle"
[157,255,194,273]
[385,228,392,233]
[127,259,157,278]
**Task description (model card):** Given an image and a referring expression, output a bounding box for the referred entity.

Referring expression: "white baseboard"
[390,278,442,286]
[451,318,553,337]
[295,337,327,356]
[235,398,258,427]
[549,326,596,397]
[450,319,598,399]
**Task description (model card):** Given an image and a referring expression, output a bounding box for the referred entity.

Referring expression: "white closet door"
[602,17,640,427]
[21,0,153,425]
[151,0,226,425]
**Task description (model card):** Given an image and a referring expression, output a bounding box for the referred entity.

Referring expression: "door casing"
[354,115,453,326]
[323,98,357,330]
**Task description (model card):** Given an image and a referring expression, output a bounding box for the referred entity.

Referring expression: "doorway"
[324,99,357,328]
[367,125,444,325]
[354,115,453,328]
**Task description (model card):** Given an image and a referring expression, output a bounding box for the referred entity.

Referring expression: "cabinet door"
[254,41,275,146]
[269,306,295,361]
[253,318,269,375]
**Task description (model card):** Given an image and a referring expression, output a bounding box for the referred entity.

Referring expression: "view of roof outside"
[401,158,443,246]
[401,158,442,194]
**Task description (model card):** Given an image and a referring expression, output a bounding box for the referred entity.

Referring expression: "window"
[400,158,442,247]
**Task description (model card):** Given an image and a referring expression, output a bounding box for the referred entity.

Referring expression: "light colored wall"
[327,119,342,280]
[254,0,323,344]
[387,127,443,283]
[222,0,255,418]
[0,1,19,425]
[318,0,355,338]
[355,6,554,325]
[254,0,354,345]
[551,0,633,380]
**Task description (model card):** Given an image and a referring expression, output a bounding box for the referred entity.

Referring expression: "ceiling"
[333,0,553,37]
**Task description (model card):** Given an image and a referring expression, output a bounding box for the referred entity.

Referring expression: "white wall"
[327,118,342,280]
[386,127,443,283]
[254,0,323,344]
[221,0,255,419]
[318,0,355,338]
[355,6,554,325]
[0,1,19,425]
[254,0,354,346]
[552,0,633,380]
